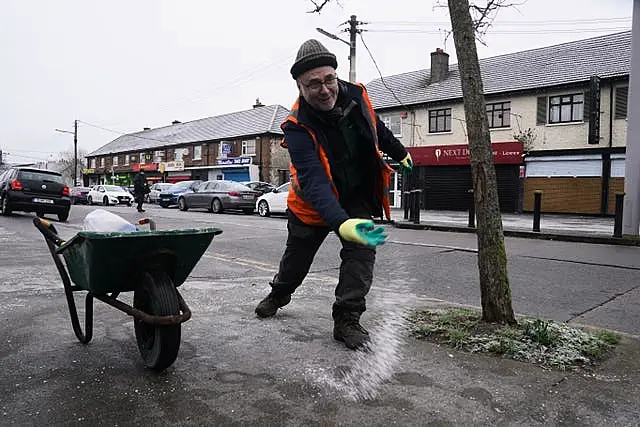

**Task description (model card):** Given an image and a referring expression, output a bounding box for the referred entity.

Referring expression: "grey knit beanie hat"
[290,39,338,79]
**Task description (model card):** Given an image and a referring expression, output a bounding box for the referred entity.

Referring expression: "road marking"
[202,252,337,282]
[388,240,478,253]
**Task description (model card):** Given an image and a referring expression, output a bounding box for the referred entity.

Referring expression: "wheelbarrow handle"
[33,217,66,247]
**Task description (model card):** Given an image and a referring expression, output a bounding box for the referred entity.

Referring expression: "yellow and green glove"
[399,153,413,174]
[338,219,388,247]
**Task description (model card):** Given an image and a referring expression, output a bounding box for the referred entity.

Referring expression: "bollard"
[613,192,625,238]
[468,189,475,228]
[532,190,542,232]
[410,189,421,224]
[403,191,410,220]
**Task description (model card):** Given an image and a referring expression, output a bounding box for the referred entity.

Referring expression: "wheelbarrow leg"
[45,239,93,344]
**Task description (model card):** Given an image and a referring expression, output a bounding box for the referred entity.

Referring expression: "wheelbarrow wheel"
[133,270,181,372]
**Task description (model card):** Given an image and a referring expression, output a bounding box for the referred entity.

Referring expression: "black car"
[70,186,91,205]
[241,181,277,196]
[0,167,71,221]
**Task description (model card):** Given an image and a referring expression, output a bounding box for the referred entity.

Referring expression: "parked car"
[147,182,173,203]
[256,182,290,217]
[0,167,71,222]
[87,185,134,206]
[241,181,277,196]
[70,186,91,205]
[158,180,202,208]
[178,180,259,214]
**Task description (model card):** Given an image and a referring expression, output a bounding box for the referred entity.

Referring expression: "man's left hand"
[399,153,413,174]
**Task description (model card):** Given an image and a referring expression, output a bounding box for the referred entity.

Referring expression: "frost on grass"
[408,308,618,371]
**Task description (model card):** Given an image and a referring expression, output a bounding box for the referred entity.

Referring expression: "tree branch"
[307,0,331,13]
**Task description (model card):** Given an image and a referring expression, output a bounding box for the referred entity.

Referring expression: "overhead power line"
[77,120,179,145]
[368,27,631,35]
[369,17,631,26]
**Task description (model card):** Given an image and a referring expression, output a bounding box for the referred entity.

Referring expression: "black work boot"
[333,311,370,350]
[255,293,291,318]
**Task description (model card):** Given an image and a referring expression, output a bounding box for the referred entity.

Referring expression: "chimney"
[143,127,151,131]
[430,48,449,83]
[253,98,264,108]
[172,120,181,125]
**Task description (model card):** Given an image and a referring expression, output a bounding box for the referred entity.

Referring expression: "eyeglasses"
[303,75,338,92]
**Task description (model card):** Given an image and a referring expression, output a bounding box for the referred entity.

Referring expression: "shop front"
[407,141,524,212]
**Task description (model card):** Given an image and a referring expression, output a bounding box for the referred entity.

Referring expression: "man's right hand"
[338,219,387,247]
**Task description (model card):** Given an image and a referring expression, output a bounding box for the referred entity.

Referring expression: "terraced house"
[84,102,290,187]
[367,31,631,215]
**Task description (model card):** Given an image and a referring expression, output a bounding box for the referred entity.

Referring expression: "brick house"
[84,103,291,187]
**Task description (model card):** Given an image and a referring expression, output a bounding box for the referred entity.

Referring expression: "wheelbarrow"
[33,217,222,372]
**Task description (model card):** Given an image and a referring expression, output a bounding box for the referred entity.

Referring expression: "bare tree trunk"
[447,0,515,324]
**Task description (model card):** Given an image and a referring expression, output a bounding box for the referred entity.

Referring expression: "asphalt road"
[1,204,639,425]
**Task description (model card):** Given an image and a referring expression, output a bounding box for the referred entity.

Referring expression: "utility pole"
[316,14,365,83]
[54,120,79,185]
[347,15,358,84]
[73,119,78,186]
[623,0,640,236]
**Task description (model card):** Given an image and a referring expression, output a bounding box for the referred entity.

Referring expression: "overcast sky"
[0,0,632,163]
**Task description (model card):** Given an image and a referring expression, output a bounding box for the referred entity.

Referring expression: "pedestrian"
[254,39,413,350]
[133,170,150,213]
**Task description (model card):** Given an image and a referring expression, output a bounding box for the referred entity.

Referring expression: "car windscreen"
[159,183,173,190]
[172,181,194,189]
[221,181,253,191]
[18,171,63,183]
[103,185,123,192]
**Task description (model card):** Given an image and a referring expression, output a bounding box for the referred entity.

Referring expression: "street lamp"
[316,26,356,82]
[54,119,78,185]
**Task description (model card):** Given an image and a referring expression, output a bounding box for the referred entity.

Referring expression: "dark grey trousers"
[269,209,376,316]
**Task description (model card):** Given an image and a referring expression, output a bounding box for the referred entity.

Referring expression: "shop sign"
[159,161,185,173]
[132,163,158,171]
[83,168,95,174]
[407,141,524,166]
[221,143,232,154]
[218,157,251,166]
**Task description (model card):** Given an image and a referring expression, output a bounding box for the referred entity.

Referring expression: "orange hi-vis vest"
[281,83,394,227]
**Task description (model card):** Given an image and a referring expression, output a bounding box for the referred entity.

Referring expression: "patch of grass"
[407,308,619,371]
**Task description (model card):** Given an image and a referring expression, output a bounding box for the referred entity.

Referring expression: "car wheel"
[87,196,93,205]
[57,210,69,222]
[258,200,270,217]
[0,196,12,216]
[103,196,109,206]
[178,197,188,211]
[211,198,223,214]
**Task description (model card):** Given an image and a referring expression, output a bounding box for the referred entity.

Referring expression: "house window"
[90,158,96,168]
[615,86,628,119]
[139,153,146,164]
[428,108,452,133]
[112,156,118,167]
[153,150,164,163]
[124,154,129,166]
[382,114,402,137]
[174,148,187,162]
[193,145,202,160]
[100,158,105,168]
[549,94,584,124]
[486,102,511,128]
[242,140,256,156]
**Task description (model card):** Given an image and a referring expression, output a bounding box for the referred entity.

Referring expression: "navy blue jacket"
[283,80,408,231]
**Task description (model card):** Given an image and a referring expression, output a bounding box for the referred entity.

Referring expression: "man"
[133,170,149,213]
[254,39,413,350]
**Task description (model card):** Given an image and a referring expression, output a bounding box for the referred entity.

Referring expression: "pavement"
[388,208,640,246]
[1,208,640,425]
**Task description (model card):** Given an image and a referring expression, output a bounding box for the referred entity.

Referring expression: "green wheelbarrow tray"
[57,228,223,295]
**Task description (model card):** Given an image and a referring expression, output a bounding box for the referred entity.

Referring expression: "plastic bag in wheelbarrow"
[56,228,222,294]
